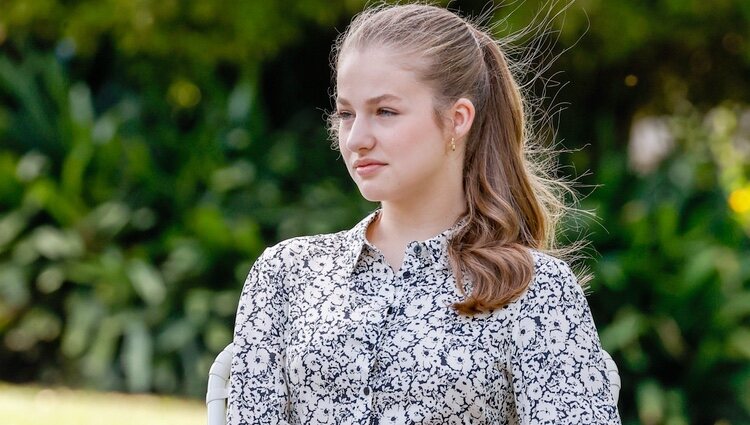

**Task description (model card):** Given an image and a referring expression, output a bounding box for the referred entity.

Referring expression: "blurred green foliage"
[0,0,368,397]
[0,0,749,424]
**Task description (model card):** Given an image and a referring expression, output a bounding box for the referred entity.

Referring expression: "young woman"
[228,4,621,424]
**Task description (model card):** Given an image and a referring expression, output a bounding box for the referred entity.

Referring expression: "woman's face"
[335,47,456,204]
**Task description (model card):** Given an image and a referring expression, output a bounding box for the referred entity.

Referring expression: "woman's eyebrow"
[336,94,403,105]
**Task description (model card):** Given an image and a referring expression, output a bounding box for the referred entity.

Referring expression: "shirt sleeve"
[227,245,292,425]
[508,257,622,424]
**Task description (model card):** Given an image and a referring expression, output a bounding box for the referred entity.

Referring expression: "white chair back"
[206,343,233,425]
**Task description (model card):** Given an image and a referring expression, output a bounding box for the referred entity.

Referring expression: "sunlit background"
[0,1,748,424]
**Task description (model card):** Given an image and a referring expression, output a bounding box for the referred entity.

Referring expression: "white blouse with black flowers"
[228,211,622,424]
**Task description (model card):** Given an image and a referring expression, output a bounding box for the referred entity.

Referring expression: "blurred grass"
[0,382,205,425]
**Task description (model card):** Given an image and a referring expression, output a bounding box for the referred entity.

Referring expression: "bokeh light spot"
[168,79,201,109]
[728,187,750,213]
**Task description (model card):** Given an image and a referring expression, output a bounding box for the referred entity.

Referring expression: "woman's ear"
[450,97,475,140]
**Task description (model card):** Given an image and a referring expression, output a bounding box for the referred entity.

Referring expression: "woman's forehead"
[338,44,427,72]
[336,47,432,101]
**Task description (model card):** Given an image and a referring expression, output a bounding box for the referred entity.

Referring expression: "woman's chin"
[359,192,386,203]
[357,186,390,203]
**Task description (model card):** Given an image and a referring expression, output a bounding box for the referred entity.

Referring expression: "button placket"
[362,382,374,411]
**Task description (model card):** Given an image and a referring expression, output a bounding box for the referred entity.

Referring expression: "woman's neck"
[374,201,465,242]
[365,187,466,272]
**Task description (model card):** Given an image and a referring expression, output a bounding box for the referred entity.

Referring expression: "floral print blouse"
[228,211,621,424]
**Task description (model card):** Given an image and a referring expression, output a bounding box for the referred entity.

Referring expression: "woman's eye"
[336,111,353,120]
[377,108,397,116]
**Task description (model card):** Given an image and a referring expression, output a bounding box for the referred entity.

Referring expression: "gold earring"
[450,137,456,152]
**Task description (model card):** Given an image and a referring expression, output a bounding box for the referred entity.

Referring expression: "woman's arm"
[509,256,622,424]
[227,245,292,425]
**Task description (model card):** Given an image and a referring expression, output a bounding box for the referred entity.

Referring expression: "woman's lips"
[355,163,385,176]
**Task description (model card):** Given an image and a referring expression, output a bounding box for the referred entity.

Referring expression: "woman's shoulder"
[255,229,352,268]
[519,248,582,304]
[268,229,349,252]
[528,249,576,280]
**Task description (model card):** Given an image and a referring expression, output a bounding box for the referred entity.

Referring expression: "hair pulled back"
[332,3,579,315]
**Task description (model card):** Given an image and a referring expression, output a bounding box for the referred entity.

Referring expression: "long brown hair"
[331,3,586,315]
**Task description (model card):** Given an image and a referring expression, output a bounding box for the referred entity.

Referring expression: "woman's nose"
[343,116,376,152]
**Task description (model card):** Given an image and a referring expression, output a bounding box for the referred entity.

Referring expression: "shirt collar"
[342,209,468,276]
[342,210,380,276]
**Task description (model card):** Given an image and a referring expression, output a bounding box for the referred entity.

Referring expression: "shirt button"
[386,306,393,315]
[363,386,371,396]
[414,244,423,255]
